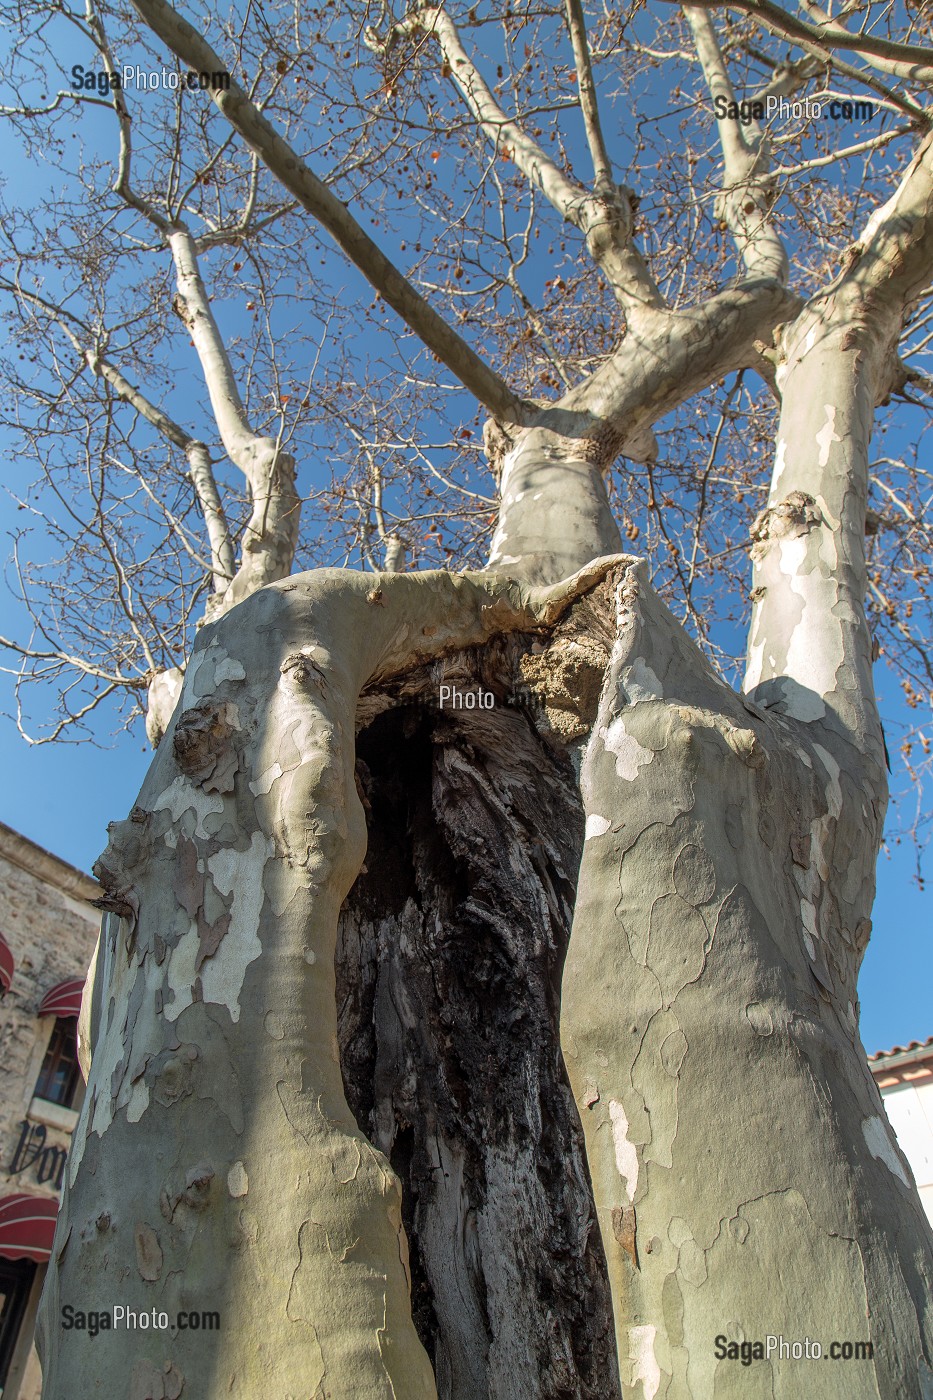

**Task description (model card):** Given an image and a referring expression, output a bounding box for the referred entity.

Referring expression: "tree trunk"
[36,563,621,1399]
[562,561,933,1397]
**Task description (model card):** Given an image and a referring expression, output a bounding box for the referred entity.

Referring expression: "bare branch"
[797,0,933,87]
[128,0,527,423]
[1,276,236,594]
[563,0,614,191]
[83,0,170,230]
[167,226,299,607]
[369,5,665,318]
[677,0,933,77]
[743,36,930,125]
[684,6,789,282]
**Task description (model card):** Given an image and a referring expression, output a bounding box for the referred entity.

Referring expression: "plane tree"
[1,0,933,1396]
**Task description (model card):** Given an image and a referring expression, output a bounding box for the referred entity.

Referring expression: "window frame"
[33,1016,82,1109]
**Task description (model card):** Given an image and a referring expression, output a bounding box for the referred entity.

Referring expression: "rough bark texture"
[37,563,621,1399]
[562,561,933,1398]
[31,6,933,1387]
[337,664,619,1399]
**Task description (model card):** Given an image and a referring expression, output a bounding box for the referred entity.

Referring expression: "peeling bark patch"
[214,656,246,684]
[729,1215,750,1245]
[586,814,611,841]
[721,721,765,768]
[815,403,841,467]
[647,894,709,1003]
[745,1002,773,1036]
[862,1115,910,1187]
[626,658,664,704]
[660,1028,688,1077]
[609,1101,639,1202]
[628,1324,660,1400]
[153,1052,196,1108]
[199,832,271,1020]
[790,831,811,867]
[601,716,654,781]
[129,1359,185,1400]
[173,702,240,791]
[611,1204,638,1269]
[750,489,822,560]
[127,1081,150,1124]
[672,843,716,904]
[779,540,843,721]
[163,834,269,1025]
[814,743,843,818]
[249,759,283,795]
[668,1215,708,1286]
[195,894,232,973]
[173,836,203,919]
[152,776,225,837]
[227,1161,249,1197]
[183,1163,214,1210]
[134,1221,163,1281]
[184,639,247,702]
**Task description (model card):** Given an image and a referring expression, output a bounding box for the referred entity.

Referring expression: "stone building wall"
[870,1037,933,1228]
[0,821,100,1400]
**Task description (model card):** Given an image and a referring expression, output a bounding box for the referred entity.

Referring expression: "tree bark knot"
[750,490,822,562]
[483,416,517,481]
[582,185,638,258]
[172,702,240,791]
[610,1203,638,1271]
[581,418,626,471]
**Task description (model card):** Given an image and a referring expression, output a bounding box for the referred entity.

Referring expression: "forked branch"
[129,0,527,423]
[367,5,665,318]
[685,5,788,283]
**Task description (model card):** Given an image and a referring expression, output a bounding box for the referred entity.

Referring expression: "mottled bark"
[548,146,933,1388]
[747,132,933,757]
[145,666,185,749]
[29,4,933,1390]
[37,561,621,1399]
[491,277,799,585]
[562,560,933,1397]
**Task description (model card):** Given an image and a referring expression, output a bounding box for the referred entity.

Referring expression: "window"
[34,1018,81,1109]
[0,1256,36,1390]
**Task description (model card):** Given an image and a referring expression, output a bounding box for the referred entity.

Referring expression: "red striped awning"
[38,977,85,1019]
[0,933,13,995]
[0,1194,59,1263]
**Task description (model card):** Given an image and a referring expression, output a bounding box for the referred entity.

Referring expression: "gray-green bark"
[37,562,622,1399]
[562,560,933,1398]
[34,10,933,1395]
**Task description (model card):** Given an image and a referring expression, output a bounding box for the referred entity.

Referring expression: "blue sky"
[0,5,928,1061]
